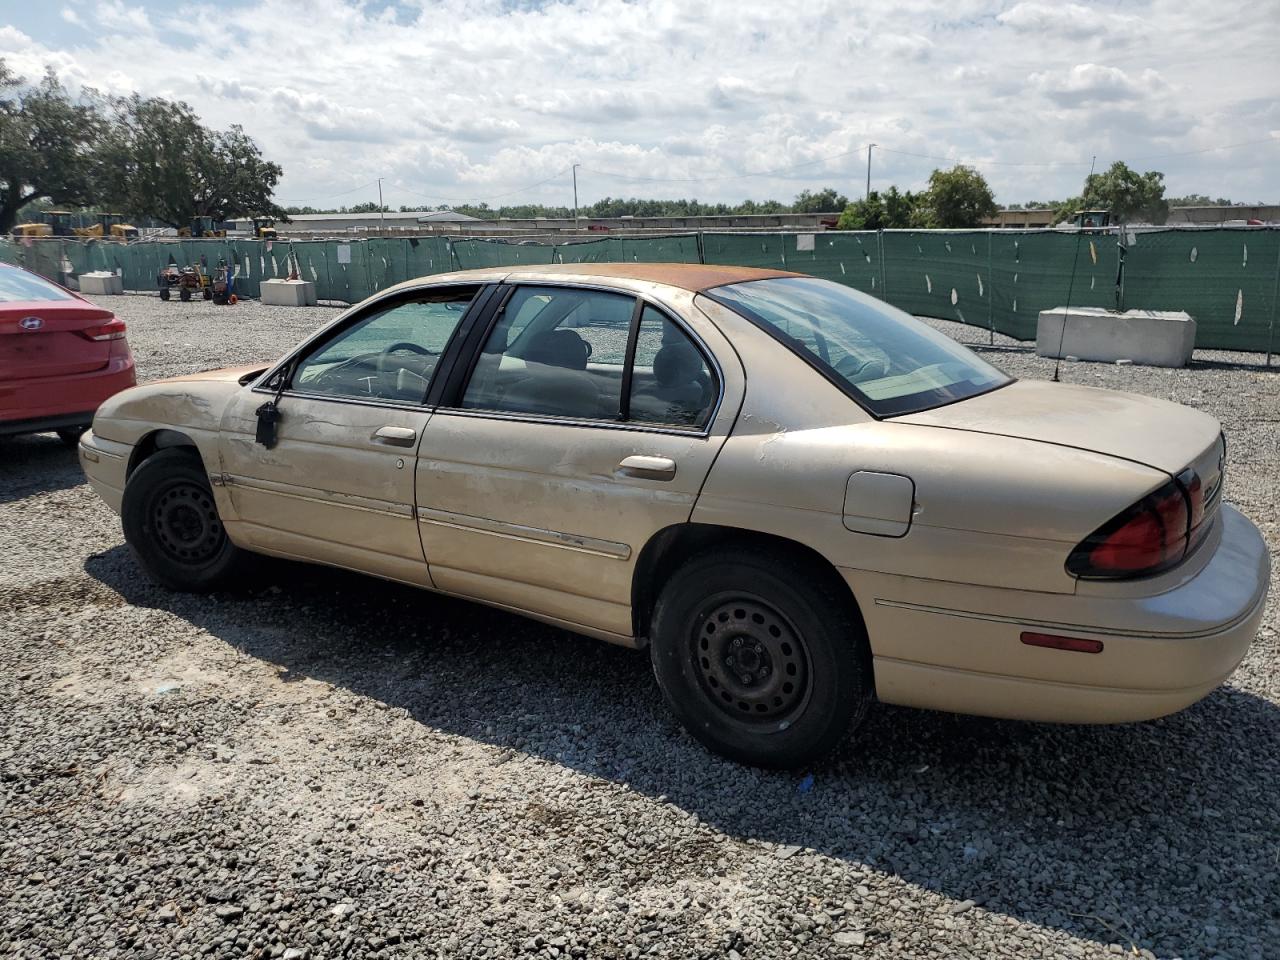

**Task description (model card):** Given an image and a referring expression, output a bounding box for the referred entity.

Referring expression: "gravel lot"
[2,292,1277,960]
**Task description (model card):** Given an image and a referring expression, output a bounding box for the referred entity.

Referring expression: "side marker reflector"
[1020,631,1104,654]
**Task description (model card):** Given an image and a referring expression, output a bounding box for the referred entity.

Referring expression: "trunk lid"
[898,379,1222,476]
[0,301,117,380]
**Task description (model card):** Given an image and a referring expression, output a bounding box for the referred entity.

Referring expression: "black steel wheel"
[650,547,872,768]
[122,447,246,592]
[692,595,811,726]
[150,480,224,564]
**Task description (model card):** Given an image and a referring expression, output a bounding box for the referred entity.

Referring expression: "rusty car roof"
[492,262,801,292]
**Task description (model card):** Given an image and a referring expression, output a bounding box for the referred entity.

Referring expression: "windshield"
[0,266,75,302]
[705,276,1012,417]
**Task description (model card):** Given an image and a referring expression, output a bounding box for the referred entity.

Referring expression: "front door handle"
[617,455,677,480]
[372,425,417,447]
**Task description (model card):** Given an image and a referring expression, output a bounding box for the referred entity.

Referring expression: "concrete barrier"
[79,271,124,296]
[260,279,318,307]
[1036,307,1196,368]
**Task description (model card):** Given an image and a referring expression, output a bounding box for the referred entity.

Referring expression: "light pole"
[377,178,386,235]
[865,143,876,201]
[572,163,580,224]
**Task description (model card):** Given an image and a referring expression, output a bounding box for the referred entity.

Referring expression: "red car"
[0,264,136,446]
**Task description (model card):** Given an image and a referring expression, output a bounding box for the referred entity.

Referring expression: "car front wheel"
[649,548,873,768]
[121,447,245,591]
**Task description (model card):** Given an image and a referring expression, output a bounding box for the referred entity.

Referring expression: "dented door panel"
[218,392,434,583]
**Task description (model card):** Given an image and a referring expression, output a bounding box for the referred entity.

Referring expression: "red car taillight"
[1067,469,1207,580]
[77,318,127,341]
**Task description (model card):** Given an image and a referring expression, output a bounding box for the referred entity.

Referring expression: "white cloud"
[0,0,1276,208]
[997,2,1140,41]
[1029,64,1167,107]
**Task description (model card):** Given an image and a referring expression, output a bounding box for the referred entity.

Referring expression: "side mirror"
[254,401,280,448]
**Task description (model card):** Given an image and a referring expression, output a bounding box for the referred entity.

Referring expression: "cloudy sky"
[3,0,1278,211]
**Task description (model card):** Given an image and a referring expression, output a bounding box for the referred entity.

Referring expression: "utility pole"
[865,143,876,201]
[572,163,580,225]
[377,178,386,235]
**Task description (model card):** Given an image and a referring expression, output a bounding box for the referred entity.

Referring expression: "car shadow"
[0,434,86,504]
[84,547,1279,957]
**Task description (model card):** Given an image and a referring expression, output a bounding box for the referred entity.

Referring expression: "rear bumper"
[0,410,98,437]
[78,429,132,514]
[0,356,136,433]
[846,504,1270,724]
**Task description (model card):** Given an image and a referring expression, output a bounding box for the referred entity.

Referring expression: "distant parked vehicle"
[0,263,135,446]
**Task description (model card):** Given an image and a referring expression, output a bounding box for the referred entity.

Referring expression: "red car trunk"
[0,301,118,381]
[0,264,136,437]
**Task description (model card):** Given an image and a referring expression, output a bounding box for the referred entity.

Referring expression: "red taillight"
[1066,472,1204,580]
[77,318,126,341]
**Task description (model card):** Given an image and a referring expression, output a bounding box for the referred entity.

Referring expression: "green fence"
[2,227,1277,355]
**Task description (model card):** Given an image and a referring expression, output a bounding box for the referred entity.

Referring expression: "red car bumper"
[0,352,137,437]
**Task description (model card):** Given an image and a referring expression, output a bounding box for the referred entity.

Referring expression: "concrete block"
[260,279,317,307]
[79,271,124,295]
[1036,307,1196,368]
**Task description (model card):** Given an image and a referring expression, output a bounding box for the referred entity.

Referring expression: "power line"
[278,180,379,205]
[582,145,870,184]
[277,135,1279,208]
[390,169,571,206]
[877,136,1280,169]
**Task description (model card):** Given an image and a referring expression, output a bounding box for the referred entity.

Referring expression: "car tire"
[121,447,244,592]
[56,426,87,448]
[649,548,873,769]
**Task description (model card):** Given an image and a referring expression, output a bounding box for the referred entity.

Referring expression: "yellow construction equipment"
[11,210,74,238]
[178,216,227,238]
[75,213,140,241]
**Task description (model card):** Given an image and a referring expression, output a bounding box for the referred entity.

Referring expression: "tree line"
[0,59,285,234]
[289,163,1186,230]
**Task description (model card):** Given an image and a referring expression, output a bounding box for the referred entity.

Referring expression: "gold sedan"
[78,264,1271,767]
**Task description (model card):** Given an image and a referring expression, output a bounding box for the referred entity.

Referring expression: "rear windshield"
[705,276,1011,417]
[0,267,75,302]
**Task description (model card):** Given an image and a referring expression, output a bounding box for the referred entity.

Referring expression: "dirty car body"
[78,264,1271,767]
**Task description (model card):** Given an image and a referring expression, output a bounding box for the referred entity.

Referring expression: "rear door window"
[0,267,75,302]
[462,286,634,420]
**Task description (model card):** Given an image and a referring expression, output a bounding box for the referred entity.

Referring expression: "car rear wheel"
[649,548,873,768]
[122,447,244,592]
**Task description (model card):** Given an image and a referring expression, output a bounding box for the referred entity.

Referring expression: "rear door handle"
[617,455,677,480]
[372,425,417,447]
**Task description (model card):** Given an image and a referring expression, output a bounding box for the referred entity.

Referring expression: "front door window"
[292,290,476,404]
